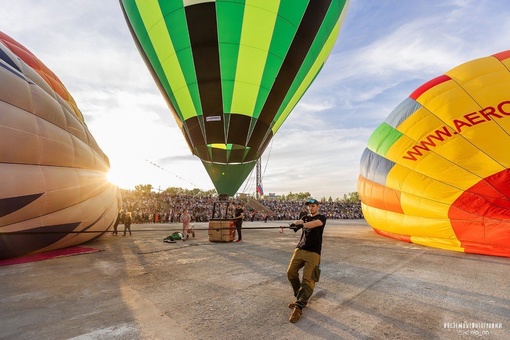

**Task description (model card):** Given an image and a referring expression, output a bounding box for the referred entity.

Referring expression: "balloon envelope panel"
[120,0,349,195]
[0,32,119,259]
[358,51,510,257]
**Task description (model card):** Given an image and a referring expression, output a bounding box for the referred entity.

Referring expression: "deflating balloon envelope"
[358,51,510,258]
[120,0,350,196]
[0,32,119,259]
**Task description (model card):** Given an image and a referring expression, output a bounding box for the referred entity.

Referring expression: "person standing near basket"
[233,203,244,242]
[180,208,192,241]
[287,198,327,323]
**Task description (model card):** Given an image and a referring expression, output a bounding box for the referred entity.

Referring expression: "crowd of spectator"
[259,199,363,220]
[119,189,363,224]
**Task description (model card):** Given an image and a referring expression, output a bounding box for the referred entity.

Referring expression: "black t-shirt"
[296,213,327,255]
[234,208,244,227]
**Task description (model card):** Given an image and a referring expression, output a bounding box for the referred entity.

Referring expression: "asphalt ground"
[1,219,509,340]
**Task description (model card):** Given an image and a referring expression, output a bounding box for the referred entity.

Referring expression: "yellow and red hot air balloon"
[0,32,120,259]
[359,51,510,258]
[120,0,349,196]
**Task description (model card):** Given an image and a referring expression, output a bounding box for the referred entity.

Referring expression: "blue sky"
[2,0,510,198]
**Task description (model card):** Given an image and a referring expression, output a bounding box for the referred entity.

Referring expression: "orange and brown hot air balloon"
[0,32,120,259]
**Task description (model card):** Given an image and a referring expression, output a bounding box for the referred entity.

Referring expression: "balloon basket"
[208,219,235,243]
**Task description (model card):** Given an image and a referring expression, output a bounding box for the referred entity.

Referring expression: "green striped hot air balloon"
[120,0,349,196]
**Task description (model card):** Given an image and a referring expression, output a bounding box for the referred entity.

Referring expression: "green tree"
[284,192,311,201]
[162,187,182,195]
[342,192,360,203]
[134,184,153,194]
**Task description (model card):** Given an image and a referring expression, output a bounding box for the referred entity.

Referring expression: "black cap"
[305,198,320,205]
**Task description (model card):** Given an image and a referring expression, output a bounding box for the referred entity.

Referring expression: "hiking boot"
[289,307,302,323]
[288,302,305,309]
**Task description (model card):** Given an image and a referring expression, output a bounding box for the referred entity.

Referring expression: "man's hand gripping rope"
[280,223,303,234]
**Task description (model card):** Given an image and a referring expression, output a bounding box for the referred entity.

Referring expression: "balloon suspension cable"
[262,139,273,180]
[145,159,201,189]
[240,163,255,194]
[240,139,272,196]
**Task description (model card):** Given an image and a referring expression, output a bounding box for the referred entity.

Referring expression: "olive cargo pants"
[287,248,321,309]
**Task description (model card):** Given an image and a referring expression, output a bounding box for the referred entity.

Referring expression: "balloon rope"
[240,162,255,193]
[0,226,293,235]
[262,139,273,180]
[240,138,273,194]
